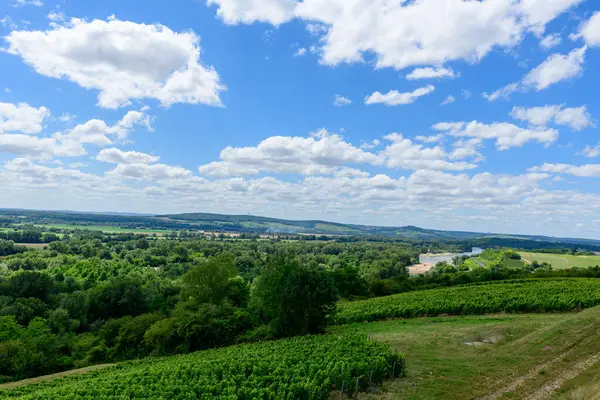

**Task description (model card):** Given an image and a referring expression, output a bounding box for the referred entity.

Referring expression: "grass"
[331,306,600,399]
[28,224,172,235]
[520,252,600,269]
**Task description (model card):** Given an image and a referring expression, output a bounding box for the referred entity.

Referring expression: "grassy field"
[520,252,600,269]
[332,306,600,399]
[28,224,172,235]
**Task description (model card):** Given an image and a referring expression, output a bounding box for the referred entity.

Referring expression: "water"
[419,247,484,265]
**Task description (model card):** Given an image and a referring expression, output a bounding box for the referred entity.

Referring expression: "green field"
[333,306,600,399]
[29,224,172,235]
[520,251,600,269]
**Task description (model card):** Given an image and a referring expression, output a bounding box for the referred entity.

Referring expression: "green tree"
[251,256,338,337]
[181,255,237,307]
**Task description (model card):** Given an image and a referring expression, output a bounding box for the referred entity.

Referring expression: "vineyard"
[0,334,403,400]
[335,278,600,324]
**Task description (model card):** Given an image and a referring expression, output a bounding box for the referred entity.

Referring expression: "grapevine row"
[1,334,402,400]
[335,278,600,324]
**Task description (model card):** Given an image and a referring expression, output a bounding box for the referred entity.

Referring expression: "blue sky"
[1,0,600,238]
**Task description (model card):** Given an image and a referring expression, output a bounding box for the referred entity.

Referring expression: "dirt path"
[0,364,114,390]
[526,351,600,400]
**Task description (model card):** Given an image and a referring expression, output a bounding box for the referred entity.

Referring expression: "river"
[419,247,484,265]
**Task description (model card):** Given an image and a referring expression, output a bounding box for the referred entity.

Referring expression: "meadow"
[520,251,600,269]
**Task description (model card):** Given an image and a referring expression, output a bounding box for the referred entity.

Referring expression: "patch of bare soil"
[408,263,434,275]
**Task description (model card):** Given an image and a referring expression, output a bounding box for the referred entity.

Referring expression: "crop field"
[0,334,402,399]
[334,278,600,324]
[333,306,600,399]
[520,251,600,269]
[29,224,172,235]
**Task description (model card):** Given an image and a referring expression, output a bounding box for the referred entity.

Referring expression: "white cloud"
[199,129,382,177]
[108,163,194,181]
[59,110,152,147]
[484,47,586,101]
[0,134,85,159]
[381,133,477,171]
[365,85,435,106]
[207,0,296,25]
[58,113,76,123]
[523,46,586,90]
[406,67,456,80]
[461,89,472,99]
[510,105,562,126]
[578,11,600,47]
[415,134,443,143]
[333,95,352,107]
[294,47,307,56]
[1,16,17,30]
[540,33,561,49]
[0,102,50,134]
[530,163,600,177]
[510,105,593,131]
[441,95,456,105]
[3,88,10,93]
[97,148,160,164]
[204,0,580,71]
[482,83,519,102]
[12,0,43,7]
[434,121,559,150]
[554,106,594,131]
[5,17,225,109]
[449,138,484,162]
[581,143,600,158]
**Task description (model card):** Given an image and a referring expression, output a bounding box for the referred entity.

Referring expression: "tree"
[251,256,338,337]
[181,255,237,307]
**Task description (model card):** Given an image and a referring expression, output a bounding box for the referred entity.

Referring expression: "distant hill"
[2,208,600,248]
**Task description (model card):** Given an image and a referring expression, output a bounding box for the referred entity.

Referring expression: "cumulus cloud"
[530,163,600,177]
[59,110,152,147]
[523,46,586,90]
[5,17,225,108]
[414,134,443,143]
[540,33,561,49]
[405,67,456,80]
[108,163,194,181]
[0,134,85,159]
[381,133,477,171]
[199,129,382,177]
[365,85,435,106]
[207,0,296,25]
[96,148,160,164]
[510,105,593,130]
[434,121,559,150]
[581,143,600,158]
[484,47,586,101]
[206,0,580,71]
[0,102,50,134]
[577,11,600,47]
[333,95,352,107]
[12,0,43,7]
